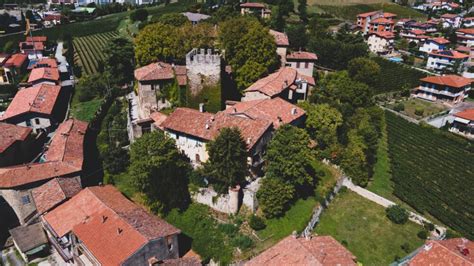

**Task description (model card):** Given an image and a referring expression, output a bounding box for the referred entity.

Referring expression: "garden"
[315,190,425,265]
[313,3,426,20]
[386,98,448,119]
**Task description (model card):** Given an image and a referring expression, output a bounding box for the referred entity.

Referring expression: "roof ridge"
[433,240,472,264]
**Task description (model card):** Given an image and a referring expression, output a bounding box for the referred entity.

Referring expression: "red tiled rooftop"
[454,109,474,121]
[383,12,397,18]
[357,11,380,18]
[0,119,88,188]
[430,37,450,44]
[31,177,82,214]
[370,17,394,24]
[410,29,426,35]
[457,28,474,35]
[240,2,265,8]
[246,235,357,265]
[134,62,175,81]
[30,58,58,69]
[430,50,469,59]
[0,123,32,153]
[441,13,459,19]
[223,98,305,129]
[1,84,62,121]
[4,53,28,68]
[286,51,318,61]
[43,185,180,265]
[28,67,60,83]
[269,29,289,46]
[19,41,45,51]
[370,31,395,39]
[409,238,474,266]
[421,75,471,88]
[245,67,298,97]
[26,36,47,43]
[149,111,168,129]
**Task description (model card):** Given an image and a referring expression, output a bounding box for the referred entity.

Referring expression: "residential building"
[367,31,395,55]
[286,51,317,77]
[407,238,473,265]
[456,28,474,46]
[269,29,289,65]
[9,223,49,262]
[440,13,462,28]
[181,12,210,25]
[415,74,471,104]
[0,53,11,84]
[28,67,60,86]
[0,84,68,133]
[426,50,469,72]
[0,123,33,167]
[356,10,396,35]
[404,21,438,33]
[246,235,357,265]
[19,39,45,60]
[450,109,474,139]
[0,119,88,224]
[43,13,62,27]
[419,1,460,11]
[419,37,450,53]
[28,57,58,70]
[240,2,271,19]
[369,17,395,33]
[31,177,82,215]
[42,185,181,265]
[1,53,28,84]
[400,29,429,44]
[242,67,315,103]
[463,17,474,28]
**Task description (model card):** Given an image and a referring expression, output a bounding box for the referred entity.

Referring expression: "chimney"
[199,103,205,113]
[102,215,108,223]
[292,231,298,238]
[291,107,297,115]
[205,123,210,130]
[233,107,237,113]
[117,228,123,235]
[246,137,252,144]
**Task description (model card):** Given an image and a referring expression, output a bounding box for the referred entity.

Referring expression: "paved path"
[55,42,67,66]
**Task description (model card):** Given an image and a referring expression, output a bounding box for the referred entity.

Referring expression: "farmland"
[386,111,474,239]
[73,31,119,75]
[314,3,427,20]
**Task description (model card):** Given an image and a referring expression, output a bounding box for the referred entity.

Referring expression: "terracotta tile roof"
[370,31,395,39]
[31,177,81,215]
[4,53,28,68]
[287,51,318,61]
[457,28,474,35]
[134,62,175,81]
[456,45,471,53]
[26,36,47,43]
[240,2,265,8]
[246,235,357,265]
[370,17,394,24]
[409,238,474,266]
[160,257,201,266]
[161,108,272,150]
[0,53,11,65]
[223,98,305,129]
[245,67,298,97]
[1,84,62,121]
[357,11,380,18]
[441,13,459,19]
[383,12,396,18]
[175,65,188,86]
[297,73,315,86]
[28,67,60,83]
[454,109,474,121]
[429,50,470,59]
[149,111,168,129]
[430,37,450,44]
[269,30,289,46]
[19,41,45,51]
[30,58,58,69]
[0,123,32,153]
[0,119,88,188]
[421,74,471,88]
[410,29,426,35]
[43,185,180,265]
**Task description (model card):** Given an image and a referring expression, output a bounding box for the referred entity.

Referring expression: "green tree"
[75,72,110,102]
[300,102,342,148]
[130,8,149,22]
[270,6,285,31]
[129,131,191,213]
[103,146,129,174]
[257,178,295,218]
[103,37,135,85]
[297,0,307,22]
[347,57,381,88]
[385,205,409,224]
[205,127,248,193]
[265,125,316,195]
[341,131,369,186]
[286,24,308,50]
[154,12,188,26]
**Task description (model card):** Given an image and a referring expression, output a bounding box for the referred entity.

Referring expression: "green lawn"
[315,3,426,20]
[315,191,424,265]
[70,98,102,122]
[387,98,447,119]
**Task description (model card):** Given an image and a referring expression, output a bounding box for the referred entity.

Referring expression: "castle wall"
[186,48,221,95]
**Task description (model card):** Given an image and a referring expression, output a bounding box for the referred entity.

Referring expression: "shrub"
[230,235,254,250]
[341,240,348,247]
[386,205,409,224]
[424,222,435,232]
[417,230,428,240]
[130,8,149,22]
[394,103,405,112]
[218,223,239,237]
[401,242,411,253]
[414,107,424,116]
[249,215,266,231]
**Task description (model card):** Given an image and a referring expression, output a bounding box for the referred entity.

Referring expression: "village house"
[356,11,396,35]
[285,51,318,77]
[28,67,60,86]
[417,1,460,12]
[31,177,82,216]
[367,31,395,55]
[269,29,289,65]
[463,17,474,28]
[440,13,463,28]
[240,2,271,19]
[0,123,34,167]
[426,50,469,72]
[9,222,49,263]
[19,36,48,60]
[43,13,63,28]
[404,21,438,33]
[241,67,314,103]
[419,37,450,53]
[406,238,473,265]
[0,119,88,224]
[415,74,471,104]
[41,185,181,265]
[456,28,474,47]
[245,235,357,265]
[400,29,429,44]
[0,84,68,133]
[1,53,28,84]
[28,57,58,70]
[181,12,210,25]
[449,109,474,139]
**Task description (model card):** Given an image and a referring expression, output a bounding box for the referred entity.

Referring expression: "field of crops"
[371,57,427,94]
[316,3,426,20]
[73,31,119,75]
[386,111,474,239]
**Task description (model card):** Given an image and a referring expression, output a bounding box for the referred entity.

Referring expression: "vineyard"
[386,111,474,239]
[73,31,119,75]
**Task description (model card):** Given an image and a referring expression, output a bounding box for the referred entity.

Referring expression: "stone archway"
[0,196,20,248]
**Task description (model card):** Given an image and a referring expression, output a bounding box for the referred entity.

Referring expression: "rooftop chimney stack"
[199,103,205,113]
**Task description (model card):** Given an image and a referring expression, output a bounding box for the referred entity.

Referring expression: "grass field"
[316,191,424,265]
[315,3,426,20]
[70,98,102,122]
[387,98,447,119]
[73,31,119,75]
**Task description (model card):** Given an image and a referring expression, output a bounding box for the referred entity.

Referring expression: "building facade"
[426,50,469,72]
[415,75,471,104]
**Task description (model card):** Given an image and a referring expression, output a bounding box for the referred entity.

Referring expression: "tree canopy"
[257,177,295,218]
[153,12,189,26]
[300,102,343,149]
[348,57,381,88]
[103,37,135,85]
[129,131,191,213]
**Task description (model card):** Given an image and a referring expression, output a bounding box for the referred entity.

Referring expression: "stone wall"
[186,48,221,95]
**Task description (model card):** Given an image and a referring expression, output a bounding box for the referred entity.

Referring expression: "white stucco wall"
[166,131,209,164]
[17,117,51,134]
